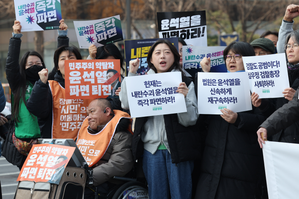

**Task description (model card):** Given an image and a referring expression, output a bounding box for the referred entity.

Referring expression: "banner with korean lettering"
[263,141,299,199]
[243,53,289,98]
[73,15,123,49]
[124,38,178,75]
[182,46,226,79]
[14,0,62,32]
[197,72,252,114]
[17,144,75,184]
[125,72,186,118]
[157,11,207,46]
[65,59,121,99]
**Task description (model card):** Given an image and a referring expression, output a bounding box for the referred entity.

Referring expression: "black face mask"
[25,65,45,83]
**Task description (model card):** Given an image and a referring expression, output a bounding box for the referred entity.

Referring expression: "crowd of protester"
[2,3,299,199]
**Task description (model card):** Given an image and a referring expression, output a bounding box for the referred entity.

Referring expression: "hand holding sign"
[129,58,140,74]
[89,44,97,59]
[220,108,238,124]
[39,68,49,84]
[251,92,261,107]
[283,87,296,101]
[13,20,21,34]
[177,82,189,97]
[200,57,211,72]
[257,127,267,148]
[59,19,68,31]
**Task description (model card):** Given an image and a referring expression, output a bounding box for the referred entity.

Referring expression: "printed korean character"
[79,30,84,36]
[254,72,260,79]
[173,87,178,93]
[75,62,81,70]
[260,71,266,79]
[102,62,108,69]
[161,19,170,30]
[206,53,211,58]
[30,7,35,13]
[81,62,88,70]
[46,0,56,9]
[36,1,46,12]
[274,70,280,77]
[17,5,24,9]
[45,169,55,180]
[67,114,72,121]
[60,115,67,122]
[248,72,255,79]
[80,106,87,114]
[191,15,201,26]
[96,62,102,69]
[25,8,30,14]
[165,87,173,95]
[47,10,57,22]
[210,88,216,95]
[88,62,94,69]
[69,122,77,130]
[180,29,190,39]
[19,9,24,16]
[45,156,56,167]
[107,62,114,69]
[79,146,89,155]
[246,63,254,71]
[170,18,179,29]
[161,97,167,104]
[83,71,95,83]
[97,32,108,43]
[95,22,106,33]
[216,51,222,56]
[258,62,264,70]
[212,52,217,57]
[142,90,149,97]
[28,167,38,179]
[161,88,167,95]
[131,91,142,98]
[228,79,235,86]
[138,100,144,107]
[92,85,101,96]
[73,114,79,121]
[89,29,95,34]
[69,71,81,84]
[155,89,162,96]
[102,85,111,96]
[36,155,48,167]
[208,79,216,86]
[154,80,162,87]
[148,89,155,97]
[169,96,175,103]
[69,63,76,70]
[36,168,47,179]
[20,167,30,178]
[217,58,225,65]
[265,71,270,78]
[140,57,148,70]
[80,85,90,96]
[234,78,241,86]
[273,60,280,68]
[62,149,69,156]
[150,98,157,105]
[156,98,162,105]
[211,59,217,67]
[60,122,69,131]
[180,16,190,28]
[70,85,80,96]
[37,12,47,23]
[199,54,205,59]
[26,154,38,166]
[170,31,179,37]
[94,150,101,157]
[162,32,170,38]
[217,79,223,86]
[95,71,105,83]
[107,27,117,38]
[226,88,232,95]
[105,18,116,28]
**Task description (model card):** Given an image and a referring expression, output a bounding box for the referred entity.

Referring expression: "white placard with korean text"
[125,72,187,118]
[243,53,289,98]
[197,72,252,114]
[14,0,62,32]
[263,141,299,199]
[73,15,123,49]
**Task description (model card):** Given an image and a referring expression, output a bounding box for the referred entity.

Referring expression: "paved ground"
[0,157,19,199]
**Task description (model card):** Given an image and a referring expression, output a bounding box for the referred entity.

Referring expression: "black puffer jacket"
[195,108,267,199]
[258,67,299,143]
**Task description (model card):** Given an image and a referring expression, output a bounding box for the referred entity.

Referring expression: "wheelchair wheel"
[111,181,148,199]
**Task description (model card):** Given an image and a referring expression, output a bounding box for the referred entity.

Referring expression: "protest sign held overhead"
[182,46,226,79]
[124,38,178,75]
[73,15,123,49]
[157,11,207,46]
[17,144,75,184]
[197,72,252,114]
[243,53,289,98]
[14,0,62,32]
[64,59,121,99]
[125,72,186,118]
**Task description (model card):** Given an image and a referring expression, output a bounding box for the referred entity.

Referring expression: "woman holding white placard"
[195,41,267,199]
[119,39,200,199]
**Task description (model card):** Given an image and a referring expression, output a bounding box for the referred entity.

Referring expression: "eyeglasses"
[226,54,241,61]
[255,50,268,56]
[286,43,299,49]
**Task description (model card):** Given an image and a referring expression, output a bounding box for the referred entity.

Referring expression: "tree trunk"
[34,31,44,58]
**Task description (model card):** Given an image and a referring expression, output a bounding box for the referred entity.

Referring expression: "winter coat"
[195,108,267,199]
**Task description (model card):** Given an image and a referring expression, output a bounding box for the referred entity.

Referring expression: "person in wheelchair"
[76,98,134,199]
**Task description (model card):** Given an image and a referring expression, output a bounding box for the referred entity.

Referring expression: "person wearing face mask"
[26,45,93,140]
[195,42,267,199]
[3,20,69,169]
